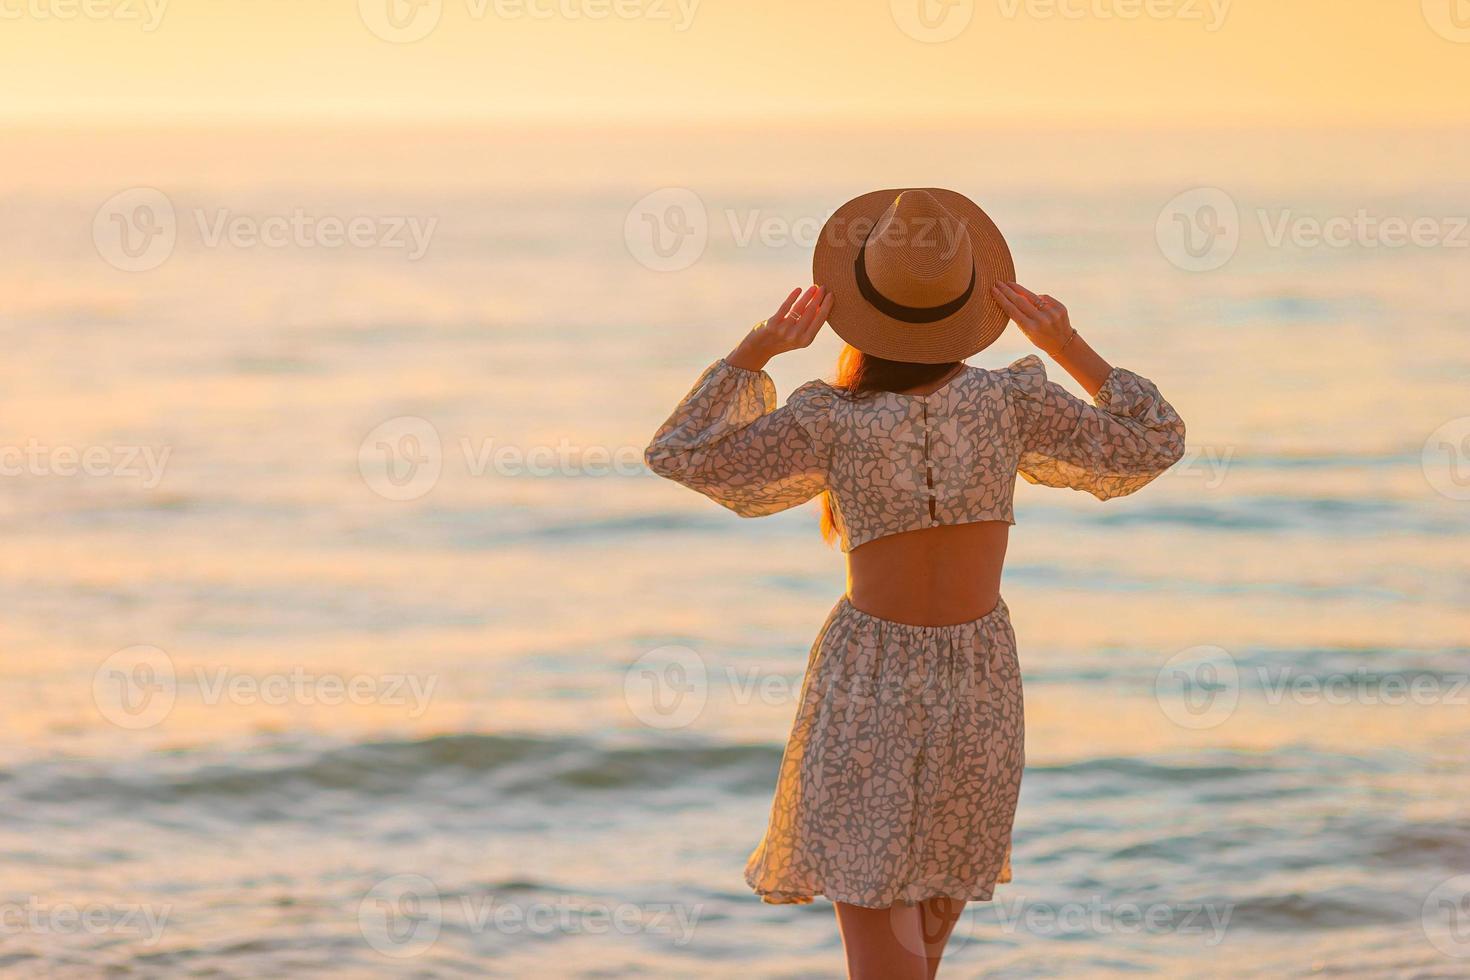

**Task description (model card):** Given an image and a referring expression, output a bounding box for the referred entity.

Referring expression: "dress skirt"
[744,596,1023,908]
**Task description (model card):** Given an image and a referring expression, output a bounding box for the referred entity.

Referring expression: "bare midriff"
[845,521,1010,627]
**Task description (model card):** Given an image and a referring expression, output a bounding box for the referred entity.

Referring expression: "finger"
[793,286,825,330]
[992,284,1036,325]
[798,292,834,344]
[990,286,1027,324]
[999,282,1042,321]
[799,285,823,315]
[771,287,802,323]
[790,285,821,321]
[1009,282,1043,304]
[996,292,1040,331]
[793,285,829,332]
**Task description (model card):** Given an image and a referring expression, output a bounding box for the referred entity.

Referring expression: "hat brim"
[812,188,1015,364]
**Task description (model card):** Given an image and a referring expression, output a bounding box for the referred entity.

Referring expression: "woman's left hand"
[992,282,1075,357]
[726,286,834,372]
[994,280,1114,396]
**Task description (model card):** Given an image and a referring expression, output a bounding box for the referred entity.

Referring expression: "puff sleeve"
[644,359,833,517]
[1003,354,1185,500]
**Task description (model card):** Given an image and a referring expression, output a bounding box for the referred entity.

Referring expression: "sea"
[0,124,1466,977]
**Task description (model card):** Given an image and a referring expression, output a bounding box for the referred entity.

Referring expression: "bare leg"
[919,896,967,979]
[833,901,929,980]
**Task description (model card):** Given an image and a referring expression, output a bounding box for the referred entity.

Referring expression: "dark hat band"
[853,230,977,325]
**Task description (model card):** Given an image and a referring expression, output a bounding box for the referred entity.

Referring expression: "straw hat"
[812,188,1014,363]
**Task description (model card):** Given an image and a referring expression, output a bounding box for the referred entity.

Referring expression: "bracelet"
[1051,328,1077,357]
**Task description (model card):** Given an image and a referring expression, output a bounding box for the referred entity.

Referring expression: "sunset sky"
[2,0,1468,124]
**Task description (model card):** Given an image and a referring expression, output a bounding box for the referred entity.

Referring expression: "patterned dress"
[646,354,1185,907]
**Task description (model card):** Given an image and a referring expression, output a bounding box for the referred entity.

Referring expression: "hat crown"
[812,186,1014,363]
[862,191,975,309]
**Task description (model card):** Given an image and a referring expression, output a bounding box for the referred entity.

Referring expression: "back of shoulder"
[993,354,1049,403]
[786,379,840,441]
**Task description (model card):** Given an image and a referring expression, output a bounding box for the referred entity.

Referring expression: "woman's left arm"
[992,282,1112,395]
[991,281,1187,499]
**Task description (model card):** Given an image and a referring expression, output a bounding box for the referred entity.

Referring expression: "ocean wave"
[4,733,784,811]
[10,737,1356,810]
[3,735,1425,819]
[1200,887,1416,930]
[1091,496,1456,535]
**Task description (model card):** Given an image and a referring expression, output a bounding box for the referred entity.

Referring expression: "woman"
[645,189,1185,979]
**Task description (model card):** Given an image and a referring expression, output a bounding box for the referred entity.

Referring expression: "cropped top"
[645,354,1185,552]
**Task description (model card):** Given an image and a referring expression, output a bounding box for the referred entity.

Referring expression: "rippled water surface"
[1,126,1467,977]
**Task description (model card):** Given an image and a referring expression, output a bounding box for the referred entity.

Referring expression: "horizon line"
[5,114,1469,132]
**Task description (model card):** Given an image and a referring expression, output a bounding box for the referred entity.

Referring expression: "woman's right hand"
[726,286,834,372]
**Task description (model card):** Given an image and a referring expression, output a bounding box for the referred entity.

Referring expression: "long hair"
[819,343,963,545]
